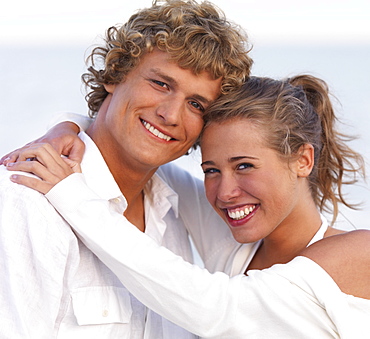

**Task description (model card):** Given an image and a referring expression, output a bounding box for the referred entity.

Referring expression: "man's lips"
[141,119,175,141]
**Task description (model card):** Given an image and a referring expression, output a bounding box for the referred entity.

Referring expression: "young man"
[0,0,252,337]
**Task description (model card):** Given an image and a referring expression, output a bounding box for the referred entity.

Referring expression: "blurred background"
[1,0,369,229]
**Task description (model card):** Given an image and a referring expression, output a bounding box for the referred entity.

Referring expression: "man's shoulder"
[0,165,44,198]
[0,165,75,237]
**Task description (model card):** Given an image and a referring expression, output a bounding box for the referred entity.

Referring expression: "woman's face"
[201,118,303,243]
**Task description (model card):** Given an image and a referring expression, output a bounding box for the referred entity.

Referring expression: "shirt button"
[102,309,109,317]
[112,198,121,204]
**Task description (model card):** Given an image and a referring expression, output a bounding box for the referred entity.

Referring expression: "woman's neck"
[247,204,323,271]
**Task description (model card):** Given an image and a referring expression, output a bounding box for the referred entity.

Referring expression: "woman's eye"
[189,101,205,112]
[203,167,219,175]
[238,163,254,170]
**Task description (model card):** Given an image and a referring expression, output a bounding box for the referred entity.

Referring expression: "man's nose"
[156,99,184,126]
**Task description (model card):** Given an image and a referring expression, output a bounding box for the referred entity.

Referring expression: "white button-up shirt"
[44,173,370,338]
[49,112,241,273]
[0,132,201,338]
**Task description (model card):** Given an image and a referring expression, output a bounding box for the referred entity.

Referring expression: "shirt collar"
[79,132,125,203]
[79,132,179,218]
[144,173,179,219]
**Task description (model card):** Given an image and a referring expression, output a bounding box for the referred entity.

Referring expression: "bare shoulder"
[301,230,370,299]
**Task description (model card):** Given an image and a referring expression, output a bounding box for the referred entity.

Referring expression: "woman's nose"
[217,175,242,203]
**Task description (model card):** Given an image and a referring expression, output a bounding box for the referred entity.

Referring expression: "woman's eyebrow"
[228,156,258,162]
[200,160,215,167]
[201,156,258,167]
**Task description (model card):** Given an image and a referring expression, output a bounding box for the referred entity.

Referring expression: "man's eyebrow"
[151,68,178,87]
[193,94,213,106]
[150,68,214,105]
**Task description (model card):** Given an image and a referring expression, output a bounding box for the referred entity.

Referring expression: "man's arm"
[0,171,78,337]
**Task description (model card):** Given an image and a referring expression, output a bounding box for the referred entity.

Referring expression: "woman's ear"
[104,83,116,94]
[296,144,314,177]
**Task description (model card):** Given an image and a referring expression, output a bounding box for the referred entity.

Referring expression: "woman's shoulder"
[301,230,370,299]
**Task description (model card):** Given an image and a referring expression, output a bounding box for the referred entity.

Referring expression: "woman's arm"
[11,169,365,337]
[1,113,91,165]
[157,164,240,272]
[8,156,243,336]
[7,146,370,337]
[301,231,370,300]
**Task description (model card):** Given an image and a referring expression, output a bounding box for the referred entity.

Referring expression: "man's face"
[93,49,222,172]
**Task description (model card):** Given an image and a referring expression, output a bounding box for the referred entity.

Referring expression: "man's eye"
[152,80,168,89]
[189,101,204,112]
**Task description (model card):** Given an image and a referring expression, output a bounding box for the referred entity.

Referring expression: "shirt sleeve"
[157,163,241,271]
[49,112,93,132]
[45,173,362,338]
[0,171,77,338]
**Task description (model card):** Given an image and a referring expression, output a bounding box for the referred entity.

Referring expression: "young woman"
[6,75,370,338]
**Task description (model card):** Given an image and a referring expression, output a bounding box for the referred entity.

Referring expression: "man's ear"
[104,83,116,94]
[296,144,314,178]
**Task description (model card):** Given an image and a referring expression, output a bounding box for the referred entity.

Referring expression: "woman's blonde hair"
[203,75,365,223]
[82,0,253,117]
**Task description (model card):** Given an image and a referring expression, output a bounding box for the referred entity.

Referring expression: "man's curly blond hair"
[82,0,253,117]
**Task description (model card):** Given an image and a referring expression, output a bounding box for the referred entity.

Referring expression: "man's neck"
[105,156,155,233]
[86,125,157,232]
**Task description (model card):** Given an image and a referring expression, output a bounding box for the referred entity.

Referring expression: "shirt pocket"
[71,286,132,326]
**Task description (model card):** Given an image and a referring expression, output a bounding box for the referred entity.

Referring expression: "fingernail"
[6,162,15,167]
[10,174,18,181]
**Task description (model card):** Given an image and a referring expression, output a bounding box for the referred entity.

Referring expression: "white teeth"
[227,206,256,220]
[142,120,171,141]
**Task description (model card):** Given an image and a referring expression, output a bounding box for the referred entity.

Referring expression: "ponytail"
[203,75,365,224]
[289,75,365,222]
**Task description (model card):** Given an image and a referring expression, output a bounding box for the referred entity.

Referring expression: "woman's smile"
[224,204,259,227]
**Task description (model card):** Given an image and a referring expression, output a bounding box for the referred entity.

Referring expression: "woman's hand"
[0,122,85,165]
[6,143,81,194]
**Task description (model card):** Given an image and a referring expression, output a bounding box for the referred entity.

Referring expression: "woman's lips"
[224,204,259,227]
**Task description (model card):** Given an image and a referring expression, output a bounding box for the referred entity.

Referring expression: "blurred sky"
[1,0,369,229]
[1,0,369,46]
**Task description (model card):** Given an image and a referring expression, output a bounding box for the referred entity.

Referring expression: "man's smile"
[141,119,174,141]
